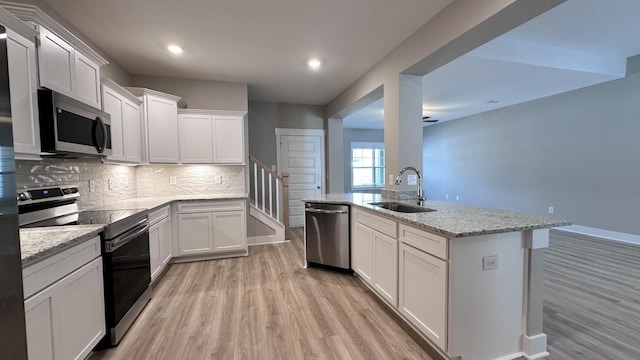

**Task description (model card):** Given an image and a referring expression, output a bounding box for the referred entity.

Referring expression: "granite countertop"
[19,193,248,267]
[303,193,571,238]
[19,225,104,267]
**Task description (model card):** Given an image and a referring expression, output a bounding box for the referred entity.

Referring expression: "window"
[351,142,385,189]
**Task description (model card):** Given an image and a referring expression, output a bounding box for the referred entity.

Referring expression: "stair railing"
[249,156,290,239]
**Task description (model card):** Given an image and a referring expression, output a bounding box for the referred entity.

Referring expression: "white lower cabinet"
[398,242,447,350]
[352,222,374,283]
[23,242,105,360]
[351,209,398,307]
[177,200,247,258]
[149,206,172,282]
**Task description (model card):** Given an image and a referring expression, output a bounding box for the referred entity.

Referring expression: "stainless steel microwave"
[38,88,112,157]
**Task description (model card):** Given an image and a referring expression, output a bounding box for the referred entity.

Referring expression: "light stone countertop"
[303,193,571,238]
[19,225,104,267]
[19,193,248,267]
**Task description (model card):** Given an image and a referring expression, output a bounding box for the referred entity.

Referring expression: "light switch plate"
[215,176,223,184]
[407,174,417,185]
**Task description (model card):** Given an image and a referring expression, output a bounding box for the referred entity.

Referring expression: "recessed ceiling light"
[307,57,323,70]
[167,44,184,55]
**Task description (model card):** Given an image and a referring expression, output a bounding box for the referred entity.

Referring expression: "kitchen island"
[303,193,570,360]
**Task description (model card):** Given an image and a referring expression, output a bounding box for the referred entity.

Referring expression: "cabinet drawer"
[399,224,448,260]
[353,208,397,238]
[178,200,245,213]
[23,236,101,299]
[149,205,170,225]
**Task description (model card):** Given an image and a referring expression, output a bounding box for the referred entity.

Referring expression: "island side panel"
[522,228,550,358]
[448,231,525,360]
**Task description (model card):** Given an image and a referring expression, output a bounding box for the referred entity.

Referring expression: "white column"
[383,74,423,196]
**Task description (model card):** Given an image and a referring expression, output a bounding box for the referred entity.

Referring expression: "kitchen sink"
[368,202,436,213]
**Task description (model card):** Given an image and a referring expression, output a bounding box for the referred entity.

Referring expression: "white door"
[279,132,323,227]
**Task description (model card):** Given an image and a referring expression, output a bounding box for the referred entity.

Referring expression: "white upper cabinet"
[37,25,106,109]
[178,109,246,165]
[6,27,40,160]
[102,79,142,164]
[127,87,181,164]
[179,113,214,163]
[212,115,245,164]
[38,26,74,97]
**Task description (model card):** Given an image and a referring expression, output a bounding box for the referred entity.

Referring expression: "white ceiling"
[343,0,640,129]
[40,0,454,105]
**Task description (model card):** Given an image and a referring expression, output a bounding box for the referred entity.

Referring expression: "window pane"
[374,168,385,186]
[353,168,373,187]
[362,156,373,167]
[352,148,362,158]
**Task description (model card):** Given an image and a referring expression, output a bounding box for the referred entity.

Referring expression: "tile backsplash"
[15,158,246,209]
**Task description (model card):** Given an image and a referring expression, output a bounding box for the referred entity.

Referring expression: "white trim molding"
[521,334,550,360]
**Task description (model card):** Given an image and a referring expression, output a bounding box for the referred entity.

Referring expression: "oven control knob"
[17,192,31,201]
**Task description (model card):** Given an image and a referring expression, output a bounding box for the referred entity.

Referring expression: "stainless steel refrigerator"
[0,23,29,360]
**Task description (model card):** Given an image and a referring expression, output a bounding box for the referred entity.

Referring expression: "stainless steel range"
[18,186,151,347]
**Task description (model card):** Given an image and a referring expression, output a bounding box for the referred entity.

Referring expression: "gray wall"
[343,128,384,192]
[423,72,640,234]
[248,101,325,168]
[131,75,248,111]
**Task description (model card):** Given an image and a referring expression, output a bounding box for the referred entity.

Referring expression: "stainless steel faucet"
[395,166,425,205]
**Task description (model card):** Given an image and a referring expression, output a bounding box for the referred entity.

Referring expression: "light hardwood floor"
[91,229,640,360]
[544,232,640,360]
[91,228,436,360]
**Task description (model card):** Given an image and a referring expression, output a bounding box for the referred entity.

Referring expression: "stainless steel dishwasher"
[305,202,350,270]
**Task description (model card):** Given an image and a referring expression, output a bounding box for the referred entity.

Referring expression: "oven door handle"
[105,222,149,253]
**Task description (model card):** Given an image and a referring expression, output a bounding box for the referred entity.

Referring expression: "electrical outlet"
[108,178,114,190]
[169,176,177,185]
[482,255,499,271]
[124,176,129,189]
[215,175,223,184]
[407,174,417,185]
[456,195,460,201]
[548,206,555,214]
[445,194,449,200]
[389,174,394,185]
[89,179,97,192]
[271,165,276,171]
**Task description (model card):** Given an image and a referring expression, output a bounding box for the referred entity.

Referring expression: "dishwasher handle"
[305,208,348,215]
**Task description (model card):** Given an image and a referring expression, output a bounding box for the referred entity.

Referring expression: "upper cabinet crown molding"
[0,6,37,39]
[126,87,183,103]
[101,78,142,105]
[0,1,108,66]
[177,108,247,117]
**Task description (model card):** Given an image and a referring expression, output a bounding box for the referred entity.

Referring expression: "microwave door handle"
[96,116,107,153]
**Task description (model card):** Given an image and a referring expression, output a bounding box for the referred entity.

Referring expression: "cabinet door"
[123,99,141,163]
[399,243,447,350]
[24,284,60,360]
[373,231,398,307]
[212,211,246,252]
[7,29,40,159]
[212,115,244,164]
[74,52,101,108]
[178,212,214,255]
[57,257,105,360]
[38,27,75,97]
[146,95,179,163]
[159,217,173,266]
[353,222,374,283]
[179,114,213,163]
[149,224,161,281]
[103,86,125,161]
